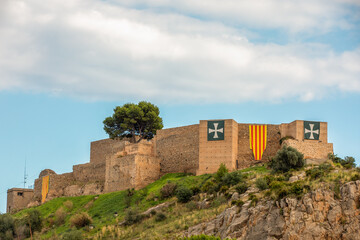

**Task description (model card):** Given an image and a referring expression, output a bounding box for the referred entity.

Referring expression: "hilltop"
[1,155,360,239]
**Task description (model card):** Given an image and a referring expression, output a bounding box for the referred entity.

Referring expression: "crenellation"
[7,119,334,212]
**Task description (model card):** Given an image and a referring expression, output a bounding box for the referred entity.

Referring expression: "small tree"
[215,163,228,182]
[176,186,193,203]
[270,145,304,172]
[103,101,163,143]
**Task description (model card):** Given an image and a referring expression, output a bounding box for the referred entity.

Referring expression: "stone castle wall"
[7,119,334,212]
[73,162,106,183]
[156,124,199,175]
[237,124,281,169]
[90,139,126,164]
[197,119,238,175]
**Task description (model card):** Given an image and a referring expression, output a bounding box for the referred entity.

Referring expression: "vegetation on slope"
[1,149,358,239]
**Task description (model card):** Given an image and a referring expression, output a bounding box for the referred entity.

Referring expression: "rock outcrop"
[185,180,360,240]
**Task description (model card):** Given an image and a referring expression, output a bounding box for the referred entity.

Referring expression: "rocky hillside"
[185,180,360,240]
[2,155,360,239]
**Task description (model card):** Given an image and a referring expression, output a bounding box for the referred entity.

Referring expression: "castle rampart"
[7,119,334,212]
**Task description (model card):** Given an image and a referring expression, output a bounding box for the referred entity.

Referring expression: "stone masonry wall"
[197,119,238,175]
[156,124,199,175]
[6,188,34,213]
[237,124,282,168]
[134,155,160,189]
[90,138,126,164]
[104,155,136,193]
[283,139,333,159]
[73,162,106,183]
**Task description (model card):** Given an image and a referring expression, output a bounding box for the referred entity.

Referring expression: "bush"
[249,194,258,207]
[215,163,228,182]
[201,180,216,193]
[155,212,167,222]
[0,214,14,240]
[176,186,193,203]
[306,163,333,180]
[62,230,83,240]
[329,154,356,169]
[211,196,227,208]
[351,174,360,181]
[255,178,269,191]
[63,201,74,211]
[270,145,304,172]
[25,209,42,233]
[70,212,92,229]
[235,183,248,194]
[221,171,242,186]
[124,209,143,226]
[55,207,67,226]
[190,186,201,195]
[160,182,177,199]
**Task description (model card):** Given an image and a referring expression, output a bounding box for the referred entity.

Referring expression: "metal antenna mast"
[23,157,28,188]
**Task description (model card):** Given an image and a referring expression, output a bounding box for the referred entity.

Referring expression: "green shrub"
[269,145,304,172]
[160,182,178,199]
[62,230,83,240]
[329,154,356,169]
[255,178,269,190]
[269,181,286,190]
[25,209,42,233]
[176,186,193,203]
[70,212,92,229]
[155,212,167,222]
[249,194,258,207]
[55,207,67,226]
[201,181,216,193]
[63,200,74,211]
[289,182,304,196]
[333,181,341,199]
[351,174,360,181]
[211,196,227,208]
[235,183,248,194]
[306,163,333,180]
[221,171,242,186]
[124,209,143,226]
[190,186,201,195]
[220,185,229,194]
[231,200,244,208]
[0,214,14,240]
[215,163,228,182]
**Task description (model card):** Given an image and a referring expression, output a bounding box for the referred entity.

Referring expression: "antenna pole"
[23,157,27,188]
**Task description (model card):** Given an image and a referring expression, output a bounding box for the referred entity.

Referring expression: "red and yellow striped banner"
[249,125,267,160]
[41,175,49,203]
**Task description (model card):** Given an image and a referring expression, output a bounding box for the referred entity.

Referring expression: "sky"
[0,0,359,213]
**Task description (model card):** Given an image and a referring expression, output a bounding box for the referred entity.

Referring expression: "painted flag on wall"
[41,175,49,203]
[249,125,267,160]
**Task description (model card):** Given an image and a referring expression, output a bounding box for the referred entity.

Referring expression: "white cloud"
[114,0,358,33]
[0,0,359,103]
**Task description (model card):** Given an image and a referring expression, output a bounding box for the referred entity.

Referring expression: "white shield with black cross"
[304,121,320,140]
[207,120,225,141]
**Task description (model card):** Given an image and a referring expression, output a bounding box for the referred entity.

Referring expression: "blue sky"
[0,0,359,213]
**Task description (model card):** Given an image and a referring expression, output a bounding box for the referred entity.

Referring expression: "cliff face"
[185,180,360,240]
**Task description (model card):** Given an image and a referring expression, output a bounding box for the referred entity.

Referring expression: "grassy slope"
[13,172,213,238]
[13,163,359,239]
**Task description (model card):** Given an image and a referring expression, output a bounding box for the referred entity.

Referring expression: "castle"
[7,119,333,213]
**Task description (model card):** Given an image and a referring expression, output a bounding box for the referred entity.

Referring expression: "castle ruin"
[7,119,333,213]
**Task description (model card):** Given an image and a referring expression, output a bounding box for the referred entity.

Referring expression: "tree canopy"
[103,101,163,142]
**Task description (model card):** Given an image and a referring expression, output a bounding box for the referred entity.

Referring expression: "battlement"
[7,119,333,212]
